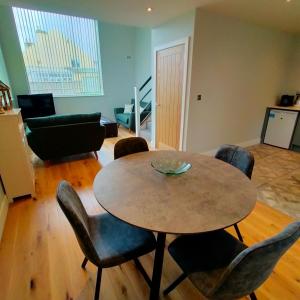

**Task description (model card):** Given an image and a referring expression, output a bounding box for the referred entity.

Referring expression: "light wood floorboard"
[0,129,299,300]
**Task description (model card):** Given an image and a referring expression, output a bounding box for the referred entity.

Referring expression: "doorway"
[153,38,189,150]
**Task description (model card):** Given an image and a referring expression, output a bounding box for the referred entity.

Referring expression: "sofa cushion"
[124,104,134,113]
[26,112,101,129]
[116,113,130,125]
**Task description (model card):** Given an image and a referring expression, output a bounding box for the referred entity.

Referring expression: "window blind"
[13,7,104,97]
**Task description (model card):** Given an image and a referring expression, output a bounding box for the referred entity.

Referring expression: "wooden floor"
[0,129,299,300]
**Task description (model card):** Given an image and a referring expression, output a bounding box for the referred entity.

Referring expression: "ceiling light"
[147,7,152,12]
[286,0,291,2]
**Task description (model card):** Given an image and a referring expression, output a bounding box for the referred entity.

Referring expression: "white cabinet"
[0,109,35,201]
[264,109,298,149]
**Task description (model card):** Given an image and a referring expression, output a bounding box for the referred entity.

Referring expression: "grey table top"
[93,151,257,234]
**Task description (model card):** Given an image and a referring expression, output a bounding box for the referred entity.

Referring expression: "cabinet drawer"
[0,117,24,151]
[0,149,34,198]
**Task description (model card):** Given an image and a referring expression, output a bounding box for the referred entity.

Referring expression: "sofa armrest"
[114,107,124,115]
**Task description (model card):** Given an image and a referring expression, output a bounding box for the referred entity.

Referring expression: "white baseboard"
[236,138,261,148]
[201,138,260,156]
[0,195,9,242]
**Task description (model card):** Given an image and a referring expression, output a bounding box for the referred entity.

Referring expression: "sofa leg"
[94,151,98,160]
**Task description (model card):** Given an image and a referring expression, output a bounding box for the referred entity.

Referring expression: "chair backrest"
[56,180,100,265]
[215,144,254,178]
[211,222,300,300]
[114,137,149,160]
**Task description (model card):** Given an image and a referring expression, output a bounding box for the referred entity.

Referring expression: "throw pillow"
[124,104,134,113]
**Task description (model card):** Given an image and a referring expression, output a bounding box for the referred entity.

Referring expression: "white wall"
[152,10,195,49]
[283,35,300,94]
[186,9,294,153]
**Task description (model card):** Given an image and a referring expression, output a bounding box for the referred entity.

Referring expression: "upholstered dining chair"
[215,144,255,242]
[114,137,149,160]
[164,222,300,300]
[56,180,156,300]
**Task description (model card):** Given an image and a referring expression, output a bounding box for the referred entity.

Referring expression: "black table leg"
[150,232,166,300]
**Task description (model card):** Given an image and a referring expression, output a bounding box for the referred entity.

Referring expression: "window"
[12,7,104,97]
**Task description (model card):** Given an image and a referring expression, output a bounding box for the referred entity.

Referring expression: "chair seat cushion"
[169,230,246,273]
[168,230,247,296]
[89,213,156,268]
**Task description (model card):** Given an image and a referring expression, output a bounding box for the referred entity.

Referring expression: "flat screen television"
[17,93,56,120]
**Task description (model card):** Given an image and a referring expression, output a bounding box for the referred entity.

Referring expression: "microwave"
[279,95,294,107]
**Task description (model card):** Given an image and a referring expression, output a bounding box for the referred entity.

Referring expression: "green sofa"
[25,112,105,160]
[114,100,151,132]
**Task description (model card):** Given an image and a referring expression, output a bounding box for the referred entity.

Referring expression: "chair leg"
[250,292,257,300]
[163,273,188,295]
[81,257,88,269]
[94,267,102,300]
[94,151,98,160]
[234,223,244,242]
[134,258,152,287]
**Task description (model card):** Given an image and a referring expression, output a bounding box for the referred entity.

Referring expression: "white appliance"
[264,109,298,149]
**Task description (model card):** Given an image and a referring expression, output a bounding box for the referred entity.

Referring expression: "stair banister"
[134,86,140,137]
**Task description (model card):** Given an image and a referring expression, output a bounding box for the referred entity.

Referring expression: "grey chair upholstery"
[215,144,254,179]
[56,180,156,300]
[164,222,300,300]
[114,137,149,160]
[215,144,255,243]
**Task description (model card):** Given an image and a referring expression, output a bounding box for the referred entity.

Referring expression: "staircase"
[137,76,152,141]
[138,76,152,127]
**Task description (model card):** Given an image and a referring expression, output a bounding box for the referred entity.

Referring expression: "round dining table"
[93,150,257,300]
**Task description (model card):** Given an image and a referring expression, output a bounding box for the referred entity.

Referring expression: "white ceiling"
[0,0,219,26]
[0,0,299,33]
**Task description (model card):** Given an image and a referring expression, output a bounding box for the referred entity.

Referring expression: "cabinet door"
[0,149,34,199]
[0,111,35,200]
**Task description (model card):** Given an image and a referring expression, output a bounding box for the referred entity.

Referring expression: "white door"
[156,44,185,150]
[154,37,191,151]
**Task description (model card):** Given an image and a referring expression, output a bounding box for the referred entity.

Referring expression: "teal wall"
[55,21,137,119]
[0,5,143,120]
[0,6,27,96]
[0,40,9,215]
[151,10,195,49]
[0,42,11,87]
[134,27,152,89]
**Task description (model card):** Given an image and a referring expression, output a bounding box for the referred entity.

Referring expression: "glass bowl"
[151,159,191,175]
